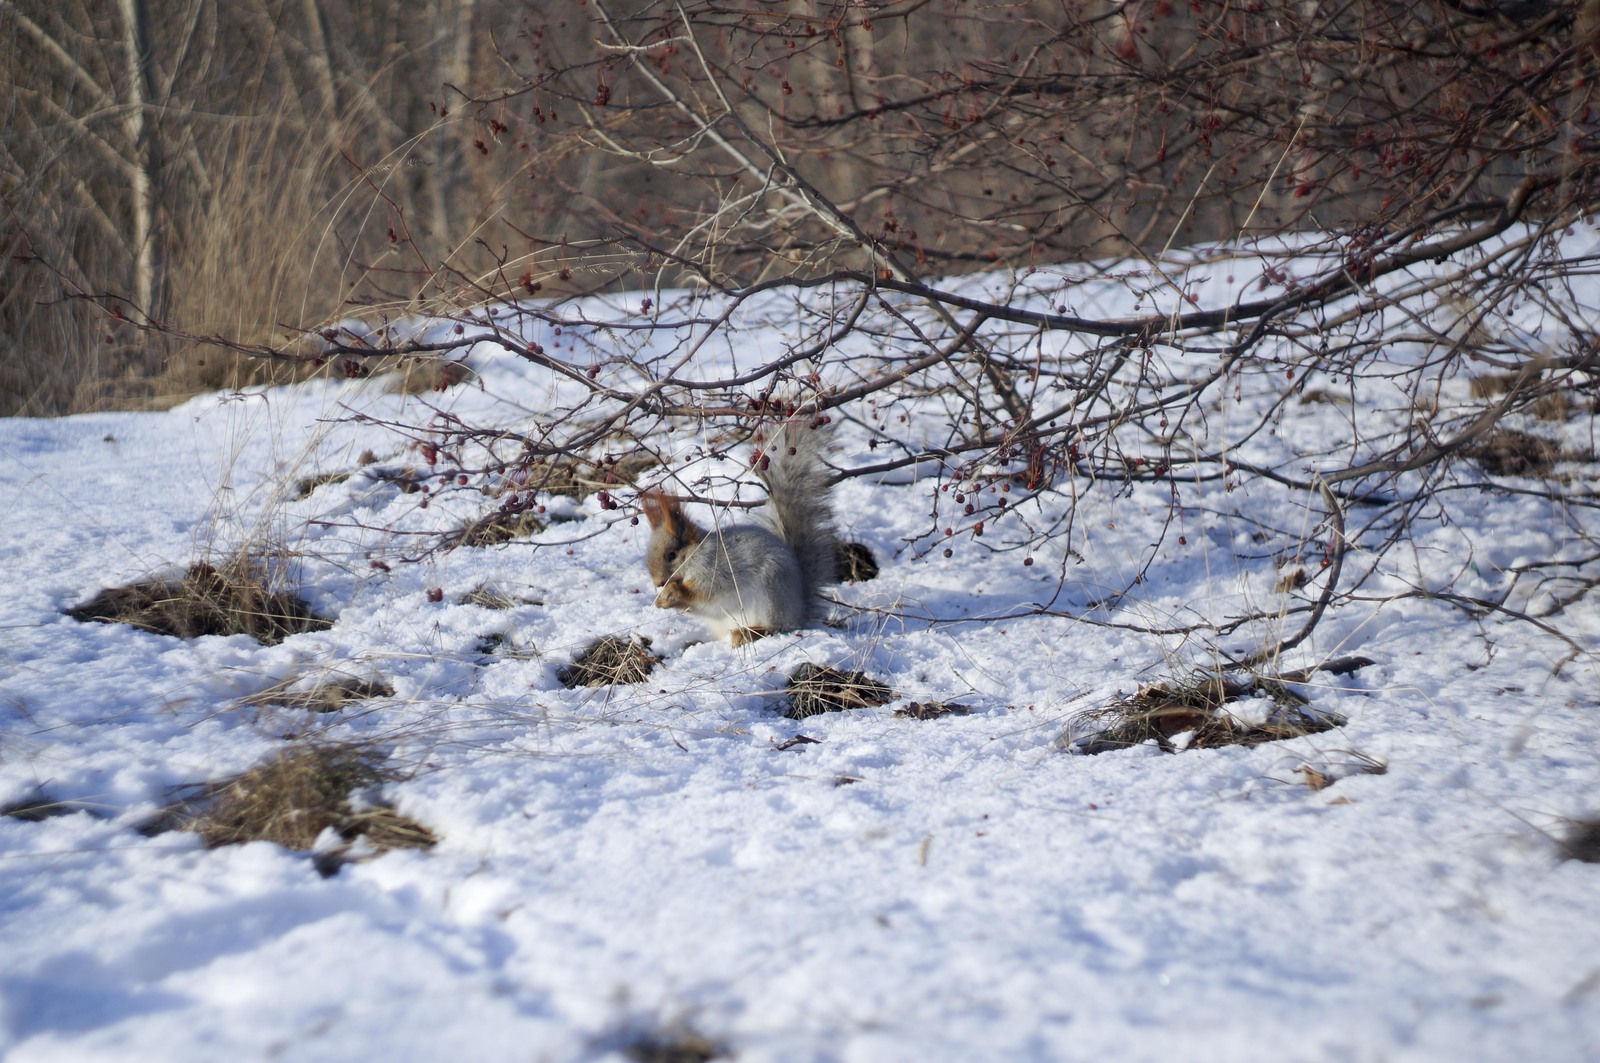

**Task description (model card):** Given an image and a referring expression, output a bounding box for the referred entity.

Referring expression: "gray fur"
[642,421,837,641]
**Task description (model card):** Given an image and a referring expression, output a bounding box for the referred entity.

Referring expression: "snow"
[2,241,1599,1061]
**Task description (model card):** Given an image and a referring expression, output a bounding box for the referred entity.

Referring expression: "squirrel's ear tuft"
[639,488,677,531]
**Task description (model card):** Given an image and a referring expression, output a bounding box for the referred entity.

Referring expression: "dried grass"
[837,541,880,583]
[382,358,476,395]
[1559,819,1600,863]
[1,790,95,821]
[461,584,540,609]
[1068,670,1347,754]
[893,701,972,720]
[244,673,395,714]
[559,636,662,688]
[65,560,331,645]
[1463,428,1567,478]
[454,507,548,548]
[502,450,662,501]
[148,744,436,863]
[620,1025,723,1063]
[1468,372,1523,399]
[785,664,895,720]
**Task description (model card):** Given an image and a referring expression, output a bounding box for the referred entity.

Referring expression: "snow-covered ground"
[2,248,1599,1062]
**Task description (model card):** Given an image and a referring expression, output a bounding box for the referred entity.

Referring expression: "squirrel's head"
[640,488,703,589]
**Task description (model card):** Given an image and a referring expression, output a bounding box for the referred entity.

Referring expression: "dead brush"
[1463,428,1569,478]
[619,1024,723,1063]
[836,541,880,583]
[147,744,435,865]
[243,672,395,714]
[382,357,476,395]
[1291,749,1388,791]
[452,506,549,548]
[1067,669,1348,755]
[1559,818,1600,863]
[495,449,662,502]
[785,664,895,720]
[293,470,353,499]
[65,557,330,645]
[2,789,97,821]
[559,636,662,688]
[893,701,972,720]
[460,584,540,609]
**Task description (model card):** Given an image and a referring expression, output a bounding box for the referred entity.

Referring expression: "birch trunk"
[116,0,160,320]
[428,0,477,259]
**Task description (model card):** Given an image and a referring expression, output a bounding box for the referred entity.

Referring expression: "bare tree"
[10,1,1599,662]
[116,0,161,319]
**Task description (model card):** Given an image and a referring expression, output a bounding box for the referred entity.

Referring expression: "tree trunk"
[116,0,161,322]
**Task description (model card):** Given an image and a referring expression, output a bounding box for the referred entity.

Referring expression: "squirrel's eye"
[665,550,678,564]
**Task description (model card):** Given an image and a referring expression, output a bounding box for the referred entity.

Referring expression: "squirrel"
[640,422,838,645]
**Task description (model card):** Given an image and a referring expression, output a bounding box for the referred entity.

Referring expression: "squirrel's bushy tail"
[755,421,838,613]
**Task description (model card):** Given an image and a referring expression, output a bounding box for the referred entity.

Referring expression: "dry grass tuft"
[245,673,395,714]
[1463,428,1567,478]
[1559,819,1600,863]
[65,560,331,645]
[460,584,540,609]
[367,465,432,494]
[454,507,548,548]
[2,789,96,821]
[785,664,895,720]
[1068,670,1347,754]
[1468,372,1522,399]
[495,450,662,502]
[559,636,662,688]
[620,1025,724,1063]
[837,541,880,583]
[296,450,381,498]
[893,700,972,720]
[383,358,476,395]
[1532,391,1575,422]
[1294,749,1387,791]
[294,470,353,499]
[149,744,436,864]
